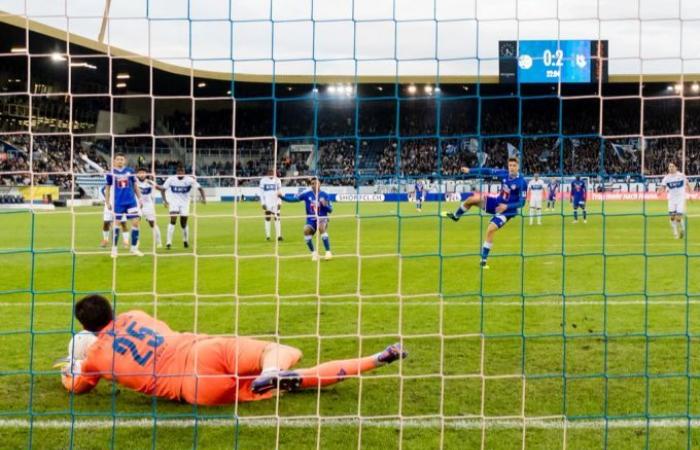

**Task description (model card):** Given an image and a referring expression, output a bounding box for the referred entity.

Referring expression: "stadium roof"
[2,0,700,83]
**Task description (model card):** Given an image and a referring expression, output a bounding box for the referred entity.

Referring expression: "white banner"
[335,193,386,202]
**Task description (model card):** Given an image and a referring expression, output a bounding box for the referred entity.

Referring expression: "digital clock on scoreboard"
[499,40,608,84]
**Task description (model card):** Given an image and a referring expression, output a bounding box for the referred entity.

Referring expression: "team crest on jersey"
[116,176,130,188]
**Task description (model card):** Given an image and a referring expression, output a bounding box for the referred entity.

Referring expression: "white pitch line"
[0,299,697,307]
[0,417,699,430]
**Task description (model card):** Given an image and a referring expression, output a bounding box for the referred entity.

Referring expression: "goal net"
[0,0,699,449]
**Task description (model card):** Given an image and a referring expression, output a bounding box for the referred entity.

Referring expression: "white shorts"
[530,198,543,209]
[169,201,191,217]
[141,203,156,222]
[263,202,280,214]
[668,199,686,215]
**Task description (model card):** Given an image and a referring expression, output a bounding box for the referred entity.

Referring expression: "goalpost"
[0,0,699,449]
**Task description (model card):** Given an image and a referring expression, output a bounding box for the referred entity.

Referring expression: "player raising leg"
[570,176,587,224]
[661,162,690,239]
[162,165,206,250]
[259,168,283,241]
[443,157,527,268]
[527,173,546,225]
[104,153,142,258]
[136,168,162,248]
[280,177,333,261]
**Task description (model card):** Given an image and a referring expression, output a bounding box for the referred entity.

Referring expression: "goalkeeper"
[59,295,406,405]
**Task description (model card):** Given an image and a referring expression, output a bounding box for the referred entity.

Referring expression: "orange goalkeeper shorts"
[180,337,274,405]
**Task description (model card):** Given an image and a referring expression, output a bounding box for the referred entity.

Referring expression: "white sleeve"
[163,177,171,190]
[193,177,200,189]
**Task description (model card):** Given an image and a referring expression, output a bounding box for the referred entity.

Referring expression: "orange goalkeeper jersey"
[62,310,214,401]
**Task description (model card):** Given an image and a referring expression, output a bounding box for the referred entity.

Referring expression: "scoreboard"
[499,40,608,84]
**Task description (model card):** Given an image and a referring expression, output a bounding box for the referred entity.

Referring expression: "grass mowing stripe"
[1,417,700,430]
[0,298,698,307]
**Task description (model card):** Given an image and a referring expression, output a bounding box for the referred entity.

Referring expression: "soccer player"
[444,157,527,268]
[570,176,587,224]
[414,180,425,212]
[161,165,206,250]
[104,153,142,257]
[280,177,333,261]
[527,173,547,225]
[546,178,559,210]
[259,168,283,241]
[136,168,162,248]
[59,294,407,405]
[661,162,690,239]
[100,185,129,249]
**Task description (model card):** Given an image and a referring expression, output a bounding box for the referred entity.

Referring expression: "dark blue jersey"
[414,182,424,197]
[571,179,587,200]
[469,168,527,212]
[105,167,137,207]
[288,189,333,218]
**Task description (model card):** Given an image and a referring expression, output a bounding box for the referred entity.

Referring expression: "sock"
[297,356,378,389]
[574,210,578,221]
[454,204,468,218]
[321,232,330,251]
[529,208,534,224]
[582,210,587,220]
[183,225,189,243]
[275,218,282,238]
[304,235,314,252]
[679,218,685,232]
[167,224,175,245]
[537,208,542,224]
[130,227,139,248]
[264,220,271,238]
[481,241,492,261]
[416,200,422,209]
[122,230,130,245]
[153,225,162,245]
[671,220,679,236]
[102,230,109,241]
[112,227,120,248]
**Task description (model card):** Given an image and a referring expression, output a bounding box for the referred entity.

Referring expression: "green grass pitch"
[1,199,699,449]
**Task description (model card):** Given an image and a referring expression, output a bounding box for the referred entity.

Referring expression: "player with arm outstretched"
[58,295,406,405]
[546,179,559,211]
[661,162,691,239]
[443,157,527,269]
[161,165,206,250]
[259,168,283,241]
[570,176,587,223]
[136,168,162,248]
[414,180,425,212]
[280,177,333,261]
[104,153,142,258]
[527,173,547,225]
